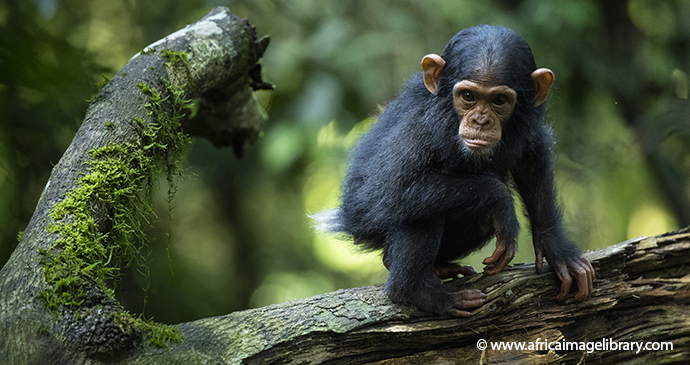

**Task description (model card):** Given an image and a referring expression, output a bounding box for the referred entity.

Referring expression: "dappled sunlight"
[166,179,235,286]
[312,234,384,275]
[249,271,335,308]
[84,0,142,71]
[627,204,677,239]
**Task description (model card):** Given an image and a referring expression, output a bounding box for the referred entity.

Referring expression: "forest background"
[1,0,689,325]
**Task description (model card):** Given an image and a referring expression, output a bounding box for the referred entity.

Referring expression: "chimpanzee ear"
[531,68,554,106]
[421,54,446,94]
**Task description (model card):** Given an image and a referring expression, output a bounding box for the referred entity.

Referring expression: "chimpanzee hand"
[535,247,595,302]
[482,237,516,275]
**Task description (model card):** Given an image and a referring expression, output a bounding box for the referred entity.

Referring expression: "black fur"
[314,25,586,315]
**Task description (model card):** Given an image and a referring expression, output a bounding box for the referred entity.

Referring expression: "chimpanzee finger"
[482,246,505,274]
[434,264,477,280]
[534,248,544,274]
[554,264,572,302]
[585,260,594,297]
[448,309,472,318]
[447,264,477,278]
[483,247,514,275]
[586,258,596,282]
[446,289,486,317]
[573,258,595,301]
[449,264,477,277]
[501,249,515,269]
[434,266,459,280]
[453,289,486,308]
[487,251,514,275]
[580,258,595,299]
[572,262,590,302]
[482,245,505,265]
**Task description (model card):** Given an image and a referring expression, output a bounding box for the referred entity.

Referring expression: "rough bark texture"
[149,230,687,365]
[1,7,689,365]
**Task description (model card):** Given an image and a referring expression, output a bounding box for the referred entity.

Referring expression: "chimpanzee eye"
[460,91,475,102]
[493,95,509,106]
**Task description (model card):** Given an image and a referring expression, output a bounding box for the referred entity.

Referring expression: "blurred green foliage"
[1,0,689,324]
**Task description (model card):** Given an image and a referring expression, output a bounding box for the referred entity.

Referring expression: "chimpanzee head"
[421,25,554,156]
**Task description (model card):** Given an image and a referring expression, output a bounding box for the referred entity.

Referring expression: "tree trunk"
[1,7,689,365]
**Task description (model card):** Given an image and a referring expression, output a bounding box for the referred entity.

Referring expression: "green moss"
[40,143,155,311]
[140,46,157,56]
[86,75,113,103]
[114,311,183,347]
[161,49,190,72]
[38,47,194,347]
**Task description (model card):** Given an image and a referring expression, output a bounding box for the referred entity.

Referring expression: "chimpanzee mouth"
[459,136,499,158]
[462,138,491,150]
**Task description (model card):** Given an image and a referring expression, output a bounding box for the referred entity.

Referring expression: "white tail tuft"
[309,208,344,234]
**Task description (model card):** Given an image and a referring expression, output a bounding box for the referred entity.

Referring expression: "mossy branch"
[0,7,269,363]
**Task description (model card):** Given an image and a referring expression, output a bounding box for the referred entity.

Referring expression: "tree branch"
[1,6,688,365]
[139,229,689,364]
[0,7,269,363]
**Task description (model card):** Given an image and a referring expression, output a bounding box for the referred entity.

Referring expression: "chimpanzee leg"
[434,178,519,277]
[384,218,486,317]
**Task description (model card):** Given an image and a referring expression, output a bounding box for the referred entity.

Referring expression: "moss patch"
[39,49,194,347]
[86,75,113,103]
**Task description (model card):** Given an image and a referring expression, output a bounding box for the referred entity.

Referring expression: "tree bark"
[146,229,687,365]
[1,7,689,365]
[0,7,271,364]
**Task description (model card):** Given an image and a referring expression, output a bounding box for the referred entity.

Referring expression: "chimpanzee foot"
[445,289,486,317]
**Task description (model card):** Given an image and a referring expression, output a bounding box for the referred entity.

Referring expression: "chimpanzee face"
[421,54,553,156]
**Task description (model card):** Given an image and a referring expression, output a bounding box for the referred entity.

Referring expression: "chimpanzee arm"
[511,127,595,301]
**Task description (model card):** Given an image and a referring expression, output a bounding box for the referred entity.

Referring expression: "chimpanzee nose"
[470,110,491,126]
